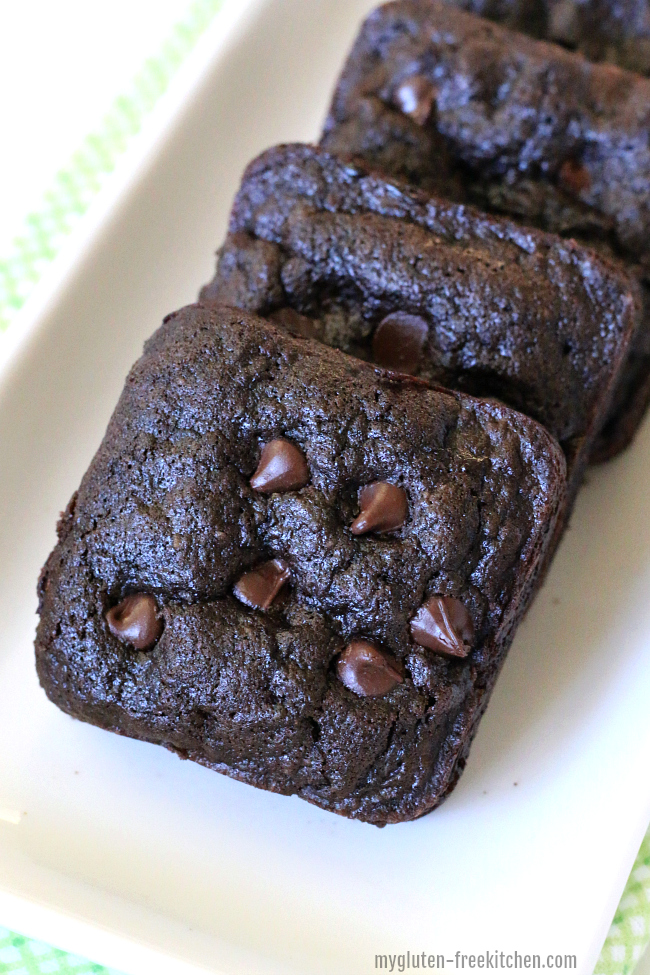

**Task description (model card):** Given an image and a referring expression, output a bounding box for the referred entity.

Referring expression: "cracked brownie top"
[442,0,650,75]
[319,1,650,459]
[322,0,650,268]
[202,144,639,467]
[35,304,565,823]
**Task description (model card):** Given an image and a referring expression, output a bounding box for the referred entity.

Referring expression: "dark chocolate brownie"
[35,303,565,825]
[201,143,639,507]
[443,0,650,75]
[320,0,650,459]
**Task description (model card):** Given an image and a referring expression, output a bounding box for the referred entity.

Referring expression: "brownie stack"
[35,0,650,825]
[321,0,650,458]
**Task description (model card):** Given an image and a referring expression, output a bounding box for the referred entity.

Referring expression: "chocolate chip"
[336,640,404,697]
[351,482,408,535]
[372,312,428,375]
[250,439,310,493]
[106,594,163,650]
[559,159,591,195]
[410,596,475,658]
[393,75,437,126]
[269,307,319,339]
[233,559,290,610]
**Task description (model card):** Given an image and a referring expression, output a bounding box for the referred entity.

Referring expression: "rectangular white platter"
[2,1,650,972]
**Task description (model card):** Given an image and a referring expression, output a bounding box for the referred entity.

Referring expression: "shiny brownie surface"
[321,1,650,458]
[35,304,565,824]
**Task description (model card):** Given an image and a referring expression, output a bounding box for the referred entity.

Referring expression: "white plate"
[2,1,650,972]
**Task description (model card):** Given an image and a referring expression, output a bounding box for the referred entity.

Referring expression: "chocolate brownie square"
[201,143,639,512]
[35,304,565,825]
[320,0,650,458]
[443,0,650,75]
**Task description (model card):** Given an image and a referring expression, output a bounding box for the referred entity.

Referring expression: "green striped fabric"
[596,830,650,974]
[0,0,225,333]
[0,926,121,974]
[0,0,649,972]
